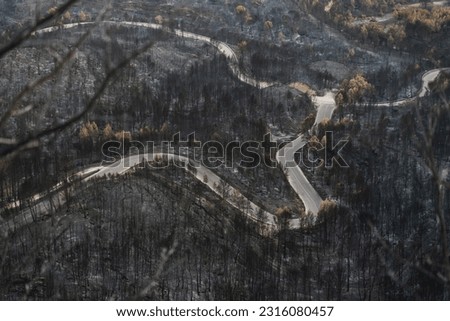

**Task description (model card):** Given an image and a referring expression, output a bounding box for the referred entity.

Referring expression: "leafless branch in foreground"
[0,0,80,60]
[135,237,178,300]
[0,4,113,131]
[0,39,153,160]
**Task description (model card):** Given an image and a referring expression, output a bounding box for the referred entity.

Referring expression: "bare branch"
[0,31,89,129]
[11,105,33,117]
[0,41,154,159]
[413,96,450,282]
[0,138,17,145]
[0,0,79,60]
[0,140,39,163]
[136,237,178,299]
[367,219,447,284]
[0,5,111,129]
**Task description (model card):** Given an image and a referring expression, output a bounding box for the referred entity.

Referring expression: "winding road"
[373,68,450,107]
[353,1,449,25]
[3,20,447,235]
